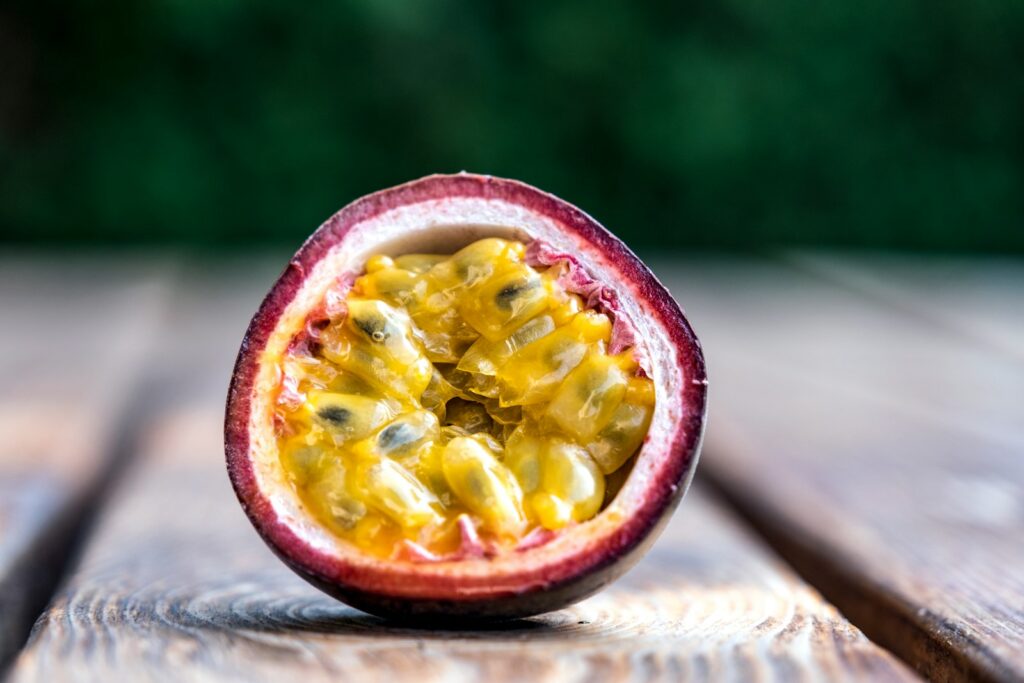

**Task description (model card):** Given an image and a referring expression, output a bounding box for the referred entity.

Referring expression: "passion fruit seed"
[361,458,443,530]
[274,238,655,558]
[357,409,440,460]
[442,436,526,536]
[305,391,394,445]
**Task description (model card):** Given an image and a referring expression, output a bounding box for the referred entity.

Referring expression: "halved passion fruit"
[225,173,707,620]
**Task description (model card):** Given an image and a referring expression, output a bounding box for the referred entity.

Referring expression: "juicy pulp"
[274,238,654,560]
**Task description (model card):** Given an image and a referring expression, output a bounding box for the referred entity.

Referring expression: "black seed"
[378,422,417,451]
[495,280,537,310]
[354,315,389,343]
[318,406,351,426]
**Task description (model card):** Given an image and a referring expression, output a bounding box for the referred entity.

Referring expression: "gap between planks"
[700,470,1011,683]
[653,253,1024,683]
[0,251,282,677]
[0,255,174,675]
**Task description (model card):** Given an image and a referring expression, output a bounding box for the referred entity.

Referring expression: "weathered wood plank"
[0,254,169,669]
[656,257,1024,683]
[7,260,917,683]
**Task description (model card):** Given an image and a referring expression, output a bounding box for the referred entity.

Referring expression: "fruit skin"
[225,173,707,621]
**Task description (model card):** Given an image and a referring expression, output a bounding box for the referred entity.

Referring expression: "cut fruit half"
[225,173,707,620]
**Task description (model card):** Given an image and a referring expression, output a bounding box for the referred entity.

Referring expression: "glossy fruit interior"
[274,238,654,560]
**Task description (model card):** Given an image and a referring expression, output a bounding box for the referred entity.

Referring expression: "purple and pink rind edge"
[224,173,707,618]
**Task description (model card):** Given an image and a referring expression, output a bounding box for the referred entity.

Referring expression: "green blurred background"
[2,0,1022,252]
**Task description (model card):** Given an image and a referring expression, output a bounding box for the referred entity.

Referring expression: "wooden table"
[1,251,1021,682]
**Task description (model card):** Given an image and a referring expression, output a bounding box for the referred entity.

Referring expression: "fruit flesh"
[274,238,655,560]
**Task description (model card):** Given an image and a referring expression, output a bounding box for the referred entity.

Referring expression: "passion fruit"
[225,173,707,620]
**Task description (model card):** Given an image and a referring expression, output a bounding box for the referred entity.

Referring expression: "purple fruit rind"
[225,173,707,619]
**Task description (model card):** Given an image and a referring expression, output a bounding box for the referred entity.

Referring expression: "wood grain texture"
[0,254,168,668]
[7,258,916,683]
[656,257,1024,683]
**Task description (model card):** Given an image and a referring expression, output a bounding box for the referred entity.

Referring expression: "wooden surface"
[2,251,1022,682]
[790,253,1024,363]
[0,255,168,668]
[656,257,1024,683]
[7,403,917,682]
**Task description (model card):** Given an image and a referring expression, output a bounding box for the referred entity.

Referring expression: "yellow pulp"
[275,238,654,559]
